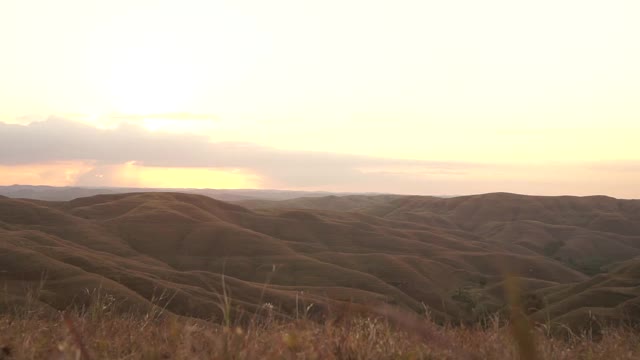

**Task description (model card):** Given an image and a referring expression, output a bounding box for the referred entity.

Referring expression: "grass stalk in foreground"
[1,298,639,360]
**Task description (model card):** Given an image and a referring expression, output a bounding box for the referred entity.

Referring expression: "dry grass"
[1,297,639,360]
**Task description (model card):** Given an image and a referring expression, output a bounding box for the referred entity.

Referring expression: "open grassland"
[1,299,639,360]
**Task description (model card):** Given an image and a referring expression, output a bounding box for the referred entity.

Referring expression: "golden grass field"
[1,292,639,360]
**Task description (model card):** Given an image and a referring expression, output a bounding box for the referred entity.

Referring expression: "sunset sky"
[1,0,639,197]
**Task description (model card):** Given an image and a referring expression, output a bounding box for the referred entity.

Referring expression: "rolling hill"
[1,191,639,329]
[0,185,366,202]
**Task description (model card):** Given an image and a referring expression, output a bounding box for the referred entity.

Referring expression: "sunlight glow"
[0,0,639,194]
[0,162,94,186]
[116,162,261,189]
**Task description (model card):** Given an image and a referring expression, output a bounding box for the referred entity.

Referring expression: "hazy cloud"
[3,118,637,197]
[107,113,219,121]
[0,118,476,189]
[586,161,640,173]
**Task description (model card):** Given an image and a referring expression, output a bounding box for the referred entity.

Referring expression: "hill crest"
[1,191,639,330]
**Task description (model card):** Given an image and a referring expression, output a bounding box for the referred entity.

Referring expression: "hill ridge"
[2,191,639,329]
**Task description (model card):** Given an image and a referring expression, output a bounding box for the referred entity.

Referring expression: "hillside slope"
[1,192,639,328]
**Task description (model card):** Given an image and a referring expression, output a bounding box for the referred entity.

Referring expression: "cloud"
[585,161,640,173]
[0,118,477,189]
[0,161,93,187]
[106,113,219,121]
[2,118,638,197]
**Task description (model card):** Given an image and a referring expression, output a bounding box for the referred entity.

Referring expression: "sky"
[1,0,639,197]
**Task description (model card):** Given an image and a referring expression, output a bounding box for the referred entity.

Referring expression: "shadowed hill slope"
[236,194,405,212]
[530,258,640,329]
[243,192,640,273]
[1,192,639,328]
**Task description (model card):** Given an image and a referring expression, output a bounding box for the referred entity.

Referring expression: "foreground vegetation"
[1,298,639,360]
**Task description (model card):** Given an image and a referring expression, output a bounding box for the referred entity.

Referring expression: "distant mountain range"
[1,189,639,330]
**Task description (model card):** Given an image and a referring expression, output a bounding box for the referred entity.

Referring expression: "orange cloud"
[0,160,261,190]
[72,162,262,189]
[0,161,93,186]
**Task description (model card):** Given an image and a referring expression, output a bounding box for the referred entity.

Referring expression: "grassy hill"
[2,191,640,331]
